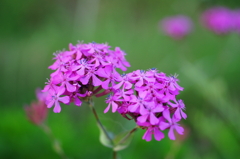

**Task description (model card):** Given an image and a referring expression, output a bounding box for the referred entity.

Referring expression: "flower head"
[233,10,240,33]
[201,7,234,34]
[160,15,193,39]
[104,69,186,141]
[43,42,130,113]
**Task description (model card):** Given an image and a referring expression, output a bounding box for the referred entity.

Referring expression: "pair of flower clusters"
[43,42,186,141]
[159,7,240,40]
[43,42,130,113]
[105,69,186,141]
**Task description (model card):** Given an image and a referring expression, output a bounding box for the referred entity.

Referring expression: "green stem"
[88,99,114,146]
[113,151,117,159]
[40,124,68,159]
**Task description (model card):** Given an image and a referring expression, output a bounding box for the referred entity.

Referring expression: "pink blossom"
[104,68,186,141]
[43,42,130,113]
[104,94,121,113]
[129,70,155,87]
[201,7,234,34]
[142,126,165,142]
[160,15,193,39]
[110,47,131,71]
[128,93,148,113]
[168,99,187,120]
[137,104,163,125]
[233,10,240,33]
[45,87,70,113]
[160,109,184,140]
[113,74,132,90]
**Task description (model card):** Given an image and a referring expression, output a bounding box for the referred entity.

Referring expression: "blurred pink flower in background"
[25,88,48,125]
[201,7,234,34]
[160,15,193,40]
[233,10,240,33]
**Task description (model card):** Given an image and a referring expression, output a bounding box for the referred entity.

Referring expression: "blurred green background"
[1,0,240,158]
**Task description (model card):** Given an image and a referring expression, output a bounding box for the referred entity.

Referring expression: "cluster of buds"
[42,42,130,113]
[201,6,240,34]
[104,69,186,141]
[25,89,48,125]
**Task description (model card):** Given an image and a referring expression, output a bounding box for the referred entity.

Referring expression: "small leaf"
[97,122,113,148]
[113,128,137,151]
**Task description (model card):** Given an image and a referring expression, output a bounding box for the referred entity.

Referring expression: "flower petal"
[168,127,175,140]
[111,101,118,113]
[59,96,70,104]
[80,75,91,85]
[150,113,159,125]
[92,74,102,86]
[66,82,76,92]
[181,109,187,119]
[74,97,82,106]
[153,127,164,141]
[174,108,181,120]
[159,121,170,130]
[137,114,148,123]
[175,125,184,135]
[142,129,152,142]
[104,103,111,113]
[53,101,61,113]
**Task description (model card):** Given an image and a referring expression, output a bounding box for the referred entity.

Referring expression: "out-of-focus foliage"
[0,0,240,158]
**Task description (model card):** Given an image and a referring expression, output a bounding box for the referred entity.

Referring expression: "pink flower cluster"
[42,42,130,113]
[104,68,186,141]
[42,41,187,142]
[160,15,193,39]
[201,6,240,34]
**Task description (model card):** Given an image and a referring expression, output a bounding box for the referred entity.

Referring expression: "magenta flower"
[160,109,184,140]
[233,10,240,33]
[160,15,193,39]
[100,67,122,89]
[46,87,70,113]
[142,125,165,142]
[80,68,102,86]
[201,7,234,34]
[128,92,148,113]
[110,47,131,71]
[129,70,155,87]
[104,94,121,113]
[43,42,130,113]
[104,68,186,141]
[168,99,187,120]
[137,104,163,125]
[36,88,48,102]
[113,74,132,90]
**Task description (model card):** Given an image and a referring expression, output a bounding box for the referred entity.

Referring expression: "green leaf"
[113,128,136,151]
[97,122,113,148]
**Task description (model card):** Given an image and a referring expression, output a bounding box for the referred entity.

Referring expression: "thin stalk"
[88,99,114,146]
[40,124,68,159]
[113,151,117,159]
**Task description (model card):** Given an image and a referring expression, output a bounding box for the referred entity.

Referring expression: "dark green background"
[1,0,240,158]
